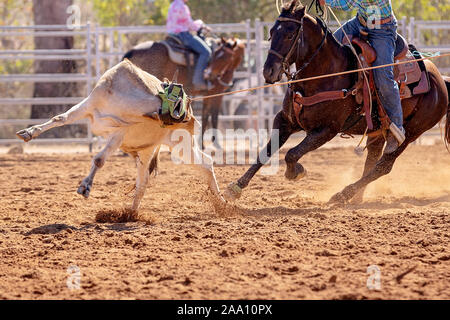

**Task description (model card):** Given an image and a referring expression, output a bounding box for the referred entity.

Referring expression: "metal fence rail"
[0,19,449,148]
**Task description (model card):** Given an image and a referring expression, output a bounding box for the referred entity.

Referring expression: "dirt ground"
[0,142,449,300]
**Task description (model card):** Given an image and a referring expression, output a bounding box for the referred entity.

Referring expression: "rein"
[210,46,235,88]
[291,21,329,79]
[268,17,304,80]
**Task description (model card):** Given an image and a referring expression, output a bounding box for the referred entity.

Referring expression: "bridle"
[268,15,329,81]
[209,46,235,88]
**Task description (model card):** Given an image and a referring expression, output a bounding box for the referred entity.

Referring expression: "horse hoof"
[77,184,91,199]
[224,182,242,201]
[16,129,32,142]
[285,163,307,181]
[328,192,347,204]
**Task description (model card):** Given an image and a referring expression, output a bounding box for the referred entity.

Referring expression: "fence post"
[86,22,93,152]
[109,30,114,68]
[245,19,252,89]
[95,24,100,82]
[400,16,407,37]
[254,18,264,138]
[408,17,415,44]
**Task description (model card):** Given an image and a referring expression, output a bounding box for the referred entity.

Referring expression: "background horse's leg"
[200,99,211,149]
[211,97,222,149]
[226,112,294,200]
[351,135,385,203]
[284,127,336,180]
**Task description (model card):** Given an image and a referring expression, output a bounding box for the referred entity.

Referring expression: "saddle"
[345,31,430,130]
[292,31,430,132]
[160,34,197,67]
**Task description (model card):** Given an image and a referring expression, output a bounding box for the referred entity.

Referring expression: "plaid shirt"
[325,0,394,20]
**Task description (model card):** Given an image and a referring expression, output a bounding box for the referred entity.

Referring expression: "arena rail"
[0,18,448,149]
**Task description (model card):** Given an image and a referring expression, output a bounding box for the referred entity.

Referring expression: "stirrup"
[389,123,405,145]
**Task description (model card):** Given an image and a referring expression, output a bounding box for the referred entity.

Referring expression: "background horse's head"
[264,0,306,83]
[205,38,246,84]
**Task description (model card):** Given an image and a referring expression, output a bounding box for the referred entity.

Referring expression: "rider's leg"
[178,32,212,90]
[368,22,404,153]
[333,16,364,44]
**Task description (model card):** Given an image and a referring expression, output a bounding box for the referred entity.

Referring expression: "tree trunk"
[31,0,84,138]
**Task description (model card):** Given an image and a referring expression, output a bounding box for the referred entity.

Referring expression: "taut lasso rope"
[190,52,450,102]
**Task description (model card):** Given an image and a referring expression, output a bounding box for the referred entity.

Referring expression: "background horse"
[226,0,450,204]
[123,37,246,149]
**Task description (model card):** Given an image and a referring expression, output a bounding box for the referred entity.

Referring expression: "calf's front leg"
[78,132,123,198]
[131,147,156,212]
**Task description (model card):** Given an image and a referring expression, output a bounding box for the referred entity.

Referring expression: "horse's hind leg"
[284,127,336,180]
[16,97,91,142]
[351,135,385,203]
[329,140,409,204]
[225,111,294,200]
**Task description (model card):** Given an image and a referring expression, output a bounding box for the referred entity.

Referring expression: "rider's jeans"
[177,31,212,86]
[334,16,403,129]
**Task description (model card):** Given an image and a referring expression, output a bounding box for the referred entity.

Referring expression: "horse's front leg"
[284,127,336,180]
[225,111,294,200]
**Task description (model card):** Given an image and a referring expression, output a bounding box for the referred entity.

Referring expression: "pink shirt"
[166,0,204,34]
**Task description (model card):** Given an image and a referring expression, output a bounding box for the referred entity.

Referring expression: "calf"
[16,59,224,212]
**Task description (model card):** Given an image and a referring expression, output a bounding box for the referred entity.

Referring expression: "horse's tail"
[444,76,450,150]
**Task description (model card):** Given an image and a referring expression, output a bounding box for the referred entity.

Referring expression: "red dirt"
[0,143,449,299]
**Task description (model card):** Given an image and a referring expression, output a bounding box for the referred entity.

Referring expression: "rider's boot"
[384,123,405,154]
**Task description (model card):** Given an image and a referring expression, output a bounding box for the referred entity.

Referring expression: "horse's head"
[264,0,306,84]
[205,38,245,84]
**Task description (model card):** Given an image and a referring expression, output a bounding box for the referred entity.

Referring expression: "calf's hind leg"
[16,97,91,142]
[78,132,123,198]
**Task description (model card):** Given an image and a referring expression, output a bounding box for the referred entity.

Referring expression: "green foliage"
[393,0,450,21]
[91,0,170,26]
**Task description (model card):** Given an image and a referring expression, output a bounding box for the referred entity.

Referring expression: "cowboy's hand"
[203,25,211,33]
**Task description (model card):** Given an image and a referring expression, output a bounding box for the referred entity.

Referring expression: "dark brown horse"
[122,37,246,149]
[226,0,450,204]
